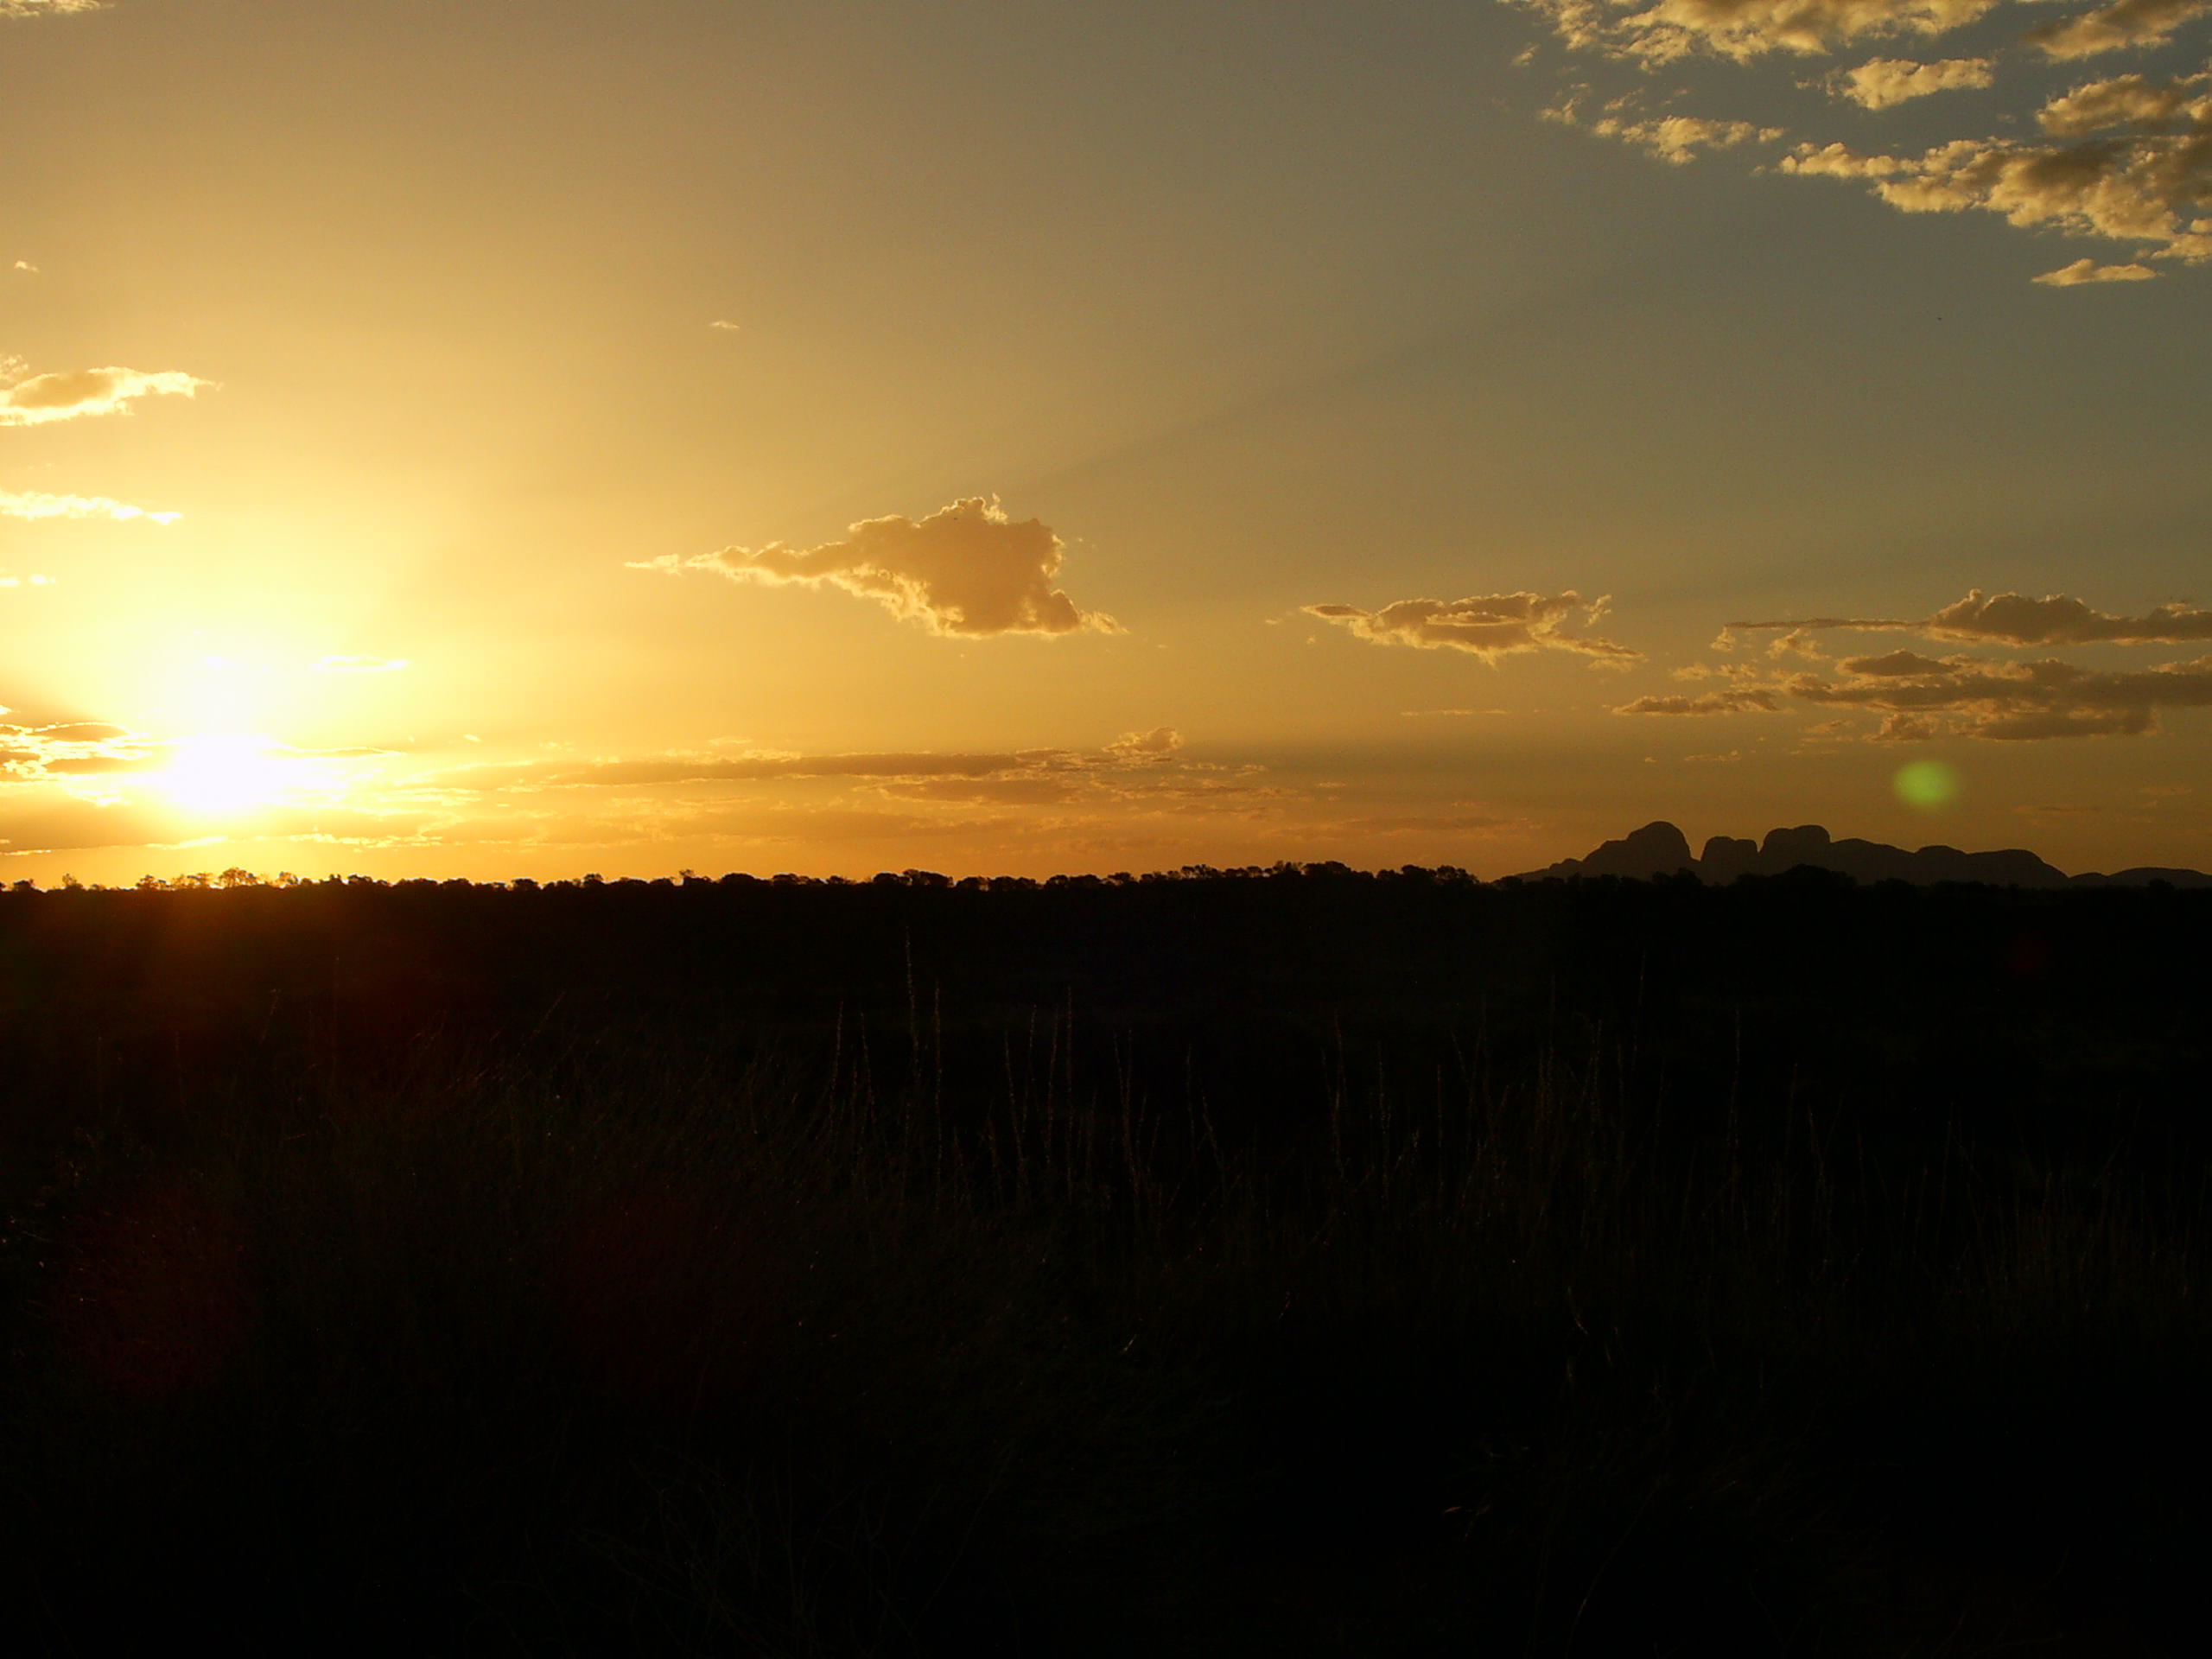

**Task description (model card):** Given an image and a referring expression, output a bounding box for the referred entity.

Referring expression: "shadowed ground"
[1,870,2204,1654]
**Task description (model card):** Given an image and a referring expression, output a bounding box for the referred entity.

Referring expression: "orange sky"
[4,0,2209,884]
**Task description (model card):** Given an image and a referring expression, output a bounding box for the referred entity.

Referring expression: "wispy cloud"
[1684,589,2212,739]
[632,497,1119,638]
[1,1,106,19]
[2034,256,2161,283]
[1615,688,1784,714]
[1,720,153,784]
[0,490,180,524]
[1789,652,2212,739]
[1,365,214,426]
[1726,588,2212,646]
[1303,591,1639,664]
[448,729,1208,793]
[1591,112,1784,162]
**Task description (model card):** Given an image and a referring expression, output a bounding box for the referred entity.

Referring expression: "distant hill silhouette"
[1517,821,2212,888]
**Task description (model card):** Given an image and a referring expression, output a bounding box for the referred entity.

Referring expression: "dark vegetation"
[3,865,2207,1655]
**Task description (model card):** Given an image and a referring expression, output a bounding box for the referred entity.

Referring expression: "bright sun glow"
[157,734,299,816]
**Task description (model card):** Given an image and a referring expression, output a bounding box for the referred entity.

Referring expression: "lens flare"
[1893,760,1961,812]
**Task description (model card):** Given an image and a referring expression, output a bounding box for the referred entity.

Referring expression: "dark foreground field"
[2,868,2207,1655]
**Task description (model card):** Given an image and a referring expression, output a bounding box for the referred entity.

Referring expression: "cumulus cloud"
[1303,591,1639,664]
[1105,726,1184,758]
[2028,0,2212,61]
[1729,588,2212,645]
[2035,256,2161,281]
[1836,56,1994,108]
[1515,0,1995,65]
[633,497,1117,637]
[2039,70,2208,137]
[0,489,180,524]
[0,365,214,426]
[1779,69,2212,270]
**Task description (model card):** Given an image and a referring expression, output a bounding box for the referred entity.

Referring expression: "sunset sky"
[4,0,2208,884]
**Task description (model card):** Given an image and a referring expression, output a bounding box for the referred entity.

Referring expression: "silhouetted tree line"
[3,863,2205,1179]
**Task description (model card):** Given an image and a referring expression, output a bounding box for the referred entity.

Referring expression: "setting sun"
[156,733,296,817]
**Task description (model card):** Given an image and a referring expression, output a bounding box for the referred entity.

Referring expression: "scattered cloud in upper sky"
[1516,0,2212,279]
[1836,55,1994,107]
[0,490,179,524]
[2033,256,2160,282]
[1586,112,1784,163]
[1304,592,1639,664]
[632,497,1120,638]
[1515,0,2000,65]
[0,365,214,425]
[1780,67,2212,270]
[2028,0,2212,60]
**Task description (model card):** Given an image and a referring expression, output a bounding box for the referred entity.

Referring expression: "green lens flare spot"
[1894,760,1961,811]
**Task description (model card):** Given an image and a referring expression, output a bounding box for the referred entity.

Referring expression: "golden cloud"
[1781,69,2212,268]
[1516,0,2212,283]
[1836,55,1993,109]
[2034,256,2160,282]
[633,497,1118,638]
[1516,0,1994,65]
[0,490,180,524]
[2028,0,2212,61]
[0,365,214,426]
[1588,113,1785,162]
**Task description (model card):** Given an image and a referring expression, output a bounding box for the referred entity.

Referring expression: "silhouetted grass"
[2,882,2207,1654]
